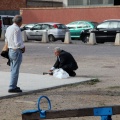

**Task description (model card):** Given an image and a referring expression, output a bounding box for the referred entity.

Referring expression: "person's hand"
[49,70,53,75]
[49,70,53,73]
[21,46,25,53]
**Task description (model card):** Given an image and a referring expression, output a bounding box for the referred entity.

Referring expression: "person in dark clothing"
[50,47,78,77]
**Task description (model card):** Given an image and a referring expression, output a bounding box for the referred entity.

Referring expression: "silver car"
[25,22,69,42]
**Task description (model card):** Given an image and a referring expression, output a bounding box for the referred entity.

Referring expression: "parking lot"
[0,40,120,120]
[0,40,120,89]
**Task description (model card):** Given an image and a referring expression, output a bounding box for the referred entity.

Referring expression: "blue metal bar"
[94,107,113,120]
[37,96,51,118]
[101,115,112,120]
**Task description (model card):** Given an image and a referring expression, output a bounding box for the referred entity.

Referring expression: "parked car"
[0,15,14,38]
[80,19,120,43]
[20,23,37,31]
[66,20,98,39]
[25,22,69,42]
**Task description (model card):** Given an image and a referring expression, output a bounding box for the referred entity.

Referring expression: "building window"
[68,0,114,6]
[114,0,120,5]
[68,0,74,5]
[90,0,103,5]
[109,0,114,4]
[74,0,83,5]
[68,0,87,6]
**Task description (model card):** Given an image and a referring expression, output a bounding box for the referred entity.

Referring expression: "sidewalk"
[0,71,93,99]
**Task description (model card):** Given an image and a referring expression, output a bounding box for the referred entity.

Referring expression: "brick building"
[0,0,63,15]
[20,0,120,24]
[0,0,26,15]
[0,0,120,24]
[21,6,120,24]
[27,0,63,7]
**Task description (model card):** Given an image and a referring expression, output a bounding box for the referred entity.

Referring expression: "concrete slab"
[0,71,93,98]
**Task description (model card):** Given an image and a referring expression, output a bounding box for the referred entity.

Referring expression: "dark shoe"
[8,88,22,93]
[70,71,76,77]
[16,86,20,90]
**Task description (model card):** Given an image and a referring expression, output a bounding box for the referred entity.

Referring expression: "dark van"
[0,15,14,38]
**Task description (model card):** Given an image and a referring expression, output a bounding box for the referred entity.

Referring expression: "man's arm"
[49,58,60,72]
[14,29,25,48]
[53,58,60,68]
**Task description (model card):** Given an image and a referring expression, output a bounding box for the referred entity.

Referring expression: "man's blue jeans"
[9,48,22,89]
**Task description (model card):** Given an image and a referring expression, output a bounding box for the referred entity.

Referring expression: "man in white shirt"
[5,15,25,93]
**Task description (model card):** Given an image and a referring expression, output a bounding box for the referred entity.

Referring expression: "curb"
[0,80,90,100]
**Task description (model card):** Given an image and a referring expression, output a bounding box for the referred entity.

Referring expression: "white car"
[25,22,69,42]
